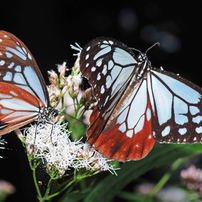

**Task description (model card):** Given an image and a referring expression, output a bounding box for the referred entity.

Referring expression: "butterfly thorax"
[136,53,151,80]
[38,107,58,121]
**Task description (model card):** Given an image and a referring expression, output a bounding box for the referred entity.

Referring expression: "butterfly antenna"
[145,42,160,54]
[129,47,142,54]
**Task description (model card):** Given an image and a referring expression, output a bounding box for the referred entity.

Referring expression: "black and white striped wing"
[80,38,138,119]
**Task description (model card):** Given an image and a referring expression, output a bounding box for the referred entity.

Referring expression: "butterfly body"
[80,37,202,162]
[0,31,57,135]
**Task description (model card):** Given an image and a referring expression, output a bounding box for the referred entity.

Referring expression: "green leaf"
[117,191,155,202]
[84,143,202,202]
[59,188,92,202]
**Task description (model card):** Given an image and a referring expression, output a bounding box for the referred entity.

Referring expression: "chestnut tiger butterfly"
[79,37,202,162]
[0,31,57,136]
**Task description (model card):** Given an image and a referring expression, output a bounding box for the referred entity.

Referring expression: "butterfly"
[79,37,202,162]
[0,31,57,136]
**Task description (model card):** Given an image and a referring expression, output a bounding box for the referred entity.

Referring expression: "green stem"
[46,178,78,200]
[29,160,42,200]
[68,98,81,132]
[148,158,184,198]
[40,178,54,201]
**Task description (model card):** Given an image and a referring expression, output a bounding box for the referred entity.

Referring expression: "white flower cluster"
[25,122,117,177]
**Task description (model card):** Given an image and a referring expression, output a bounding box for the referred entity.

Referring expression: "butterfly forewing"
[80,38,138,119]
[0,31,49,106]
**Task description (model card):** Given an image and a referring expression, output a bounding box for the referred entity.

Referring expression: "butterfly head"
[137,53,148,62]
[38,107,58,121]
[137,42,160,67]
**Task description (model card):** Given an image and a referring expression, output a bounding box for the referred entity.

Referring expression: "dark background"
[0,0,202,201]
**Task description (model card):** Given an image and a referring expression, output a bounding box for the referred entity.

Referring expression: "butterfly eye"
[80,37,202,162]
[0,31,57,135]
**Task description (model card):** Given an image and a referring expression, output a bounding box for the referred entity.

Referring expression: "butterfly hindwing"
[148,68,202,143]
[0,31,49,106]
[0,82,45,135]
[87,78,155,161]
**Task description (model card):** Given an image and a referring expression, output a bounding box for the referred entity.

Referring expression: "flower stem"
[68,98,81,133]
[148,158,184,198]
[29,160,42,200]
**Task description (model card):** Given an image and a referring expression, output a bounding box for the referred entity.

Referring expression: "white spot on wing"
[100,85,105,94]
[5,52,13,58]
[146,108,151,121]
[161,126,170,137]
[102,65,107,75]
[97,72,101,80]
[178,128,187,135]
[28,53,32,60]
[118,123,126,133]
[0,60,5,66]
[192,116,202,124]
[15,65,21,72]
[8,62,15,69]
[85,54,89,60]
[91,67,96,72]
[3,72,12,81]
[126,130,133,138]
[106,75,112,89]
[108,40,114,45]
[96,58,103,67]
[189,106,200,115]
[86,46,91,51]
[10,91,18,96]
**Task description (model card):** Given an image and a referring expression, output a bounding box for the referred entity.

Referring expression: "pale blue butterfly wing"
[0,31,49,106]
[0,31,56,135]
[80,37,202,161]
[148,68,202,143]
[80,38,155,161]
